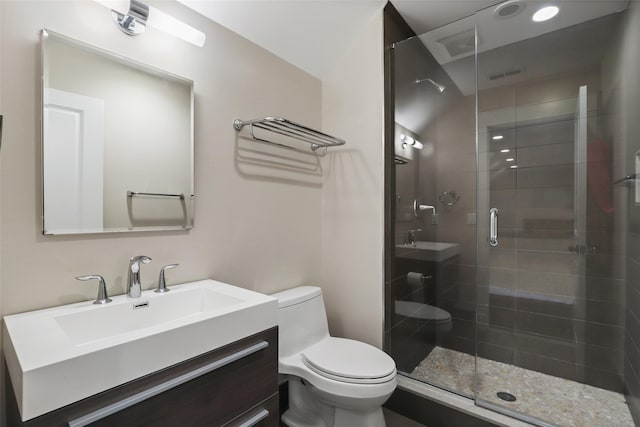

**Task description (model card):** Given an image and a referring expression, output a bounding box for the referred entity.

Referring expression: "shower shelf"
[613,174,637,185]
[233,116,345,154]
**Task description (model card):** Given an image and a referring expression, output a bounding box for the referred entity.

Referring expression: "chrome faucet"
[404,228,422,246]
[127,255,152,298]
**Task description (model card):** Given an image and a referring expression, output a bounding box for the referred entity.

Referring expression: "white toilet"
[271,286,397,427]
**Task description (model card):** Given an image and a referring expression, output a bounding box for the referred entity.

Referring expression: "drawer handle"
[234,408,270,427]
[68,340,269,427]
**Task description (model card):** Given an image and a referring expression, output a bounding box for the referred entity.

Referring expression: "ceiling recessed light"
[532,5,559,22]
[492,135,504,140]
[500,149,510,153]
[506,158,515,162]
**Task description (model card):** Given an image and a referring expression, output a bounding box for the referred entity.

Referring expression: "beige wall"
[321,11,385,348]
[1,6,387,420]
[0,0,324,317]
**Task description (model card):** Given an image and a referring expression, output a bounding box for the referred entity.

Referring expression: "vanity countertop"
[3,279,277,421]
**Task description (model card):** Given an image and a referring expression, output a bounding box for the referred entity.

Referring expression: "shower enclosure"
[385,1,640,425]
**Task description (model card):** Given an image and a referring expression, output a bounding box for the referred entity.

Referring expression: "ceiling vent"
[437,29,475,58]
[494,1,525,19]
[488,67,525,81]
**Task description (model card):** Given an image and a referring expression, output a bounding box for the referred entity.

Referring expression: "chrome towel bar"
[127,191,190,200]
[233,116,345,154]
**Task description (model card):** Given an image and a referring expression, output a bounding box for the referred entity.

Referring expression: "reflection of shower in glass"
[438,191,460,206]
[415,78,447,94]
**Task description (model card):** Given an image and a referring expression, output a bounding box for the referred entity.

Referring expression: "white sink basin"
[55,287,243,345]
[3,279,277,421]
[395,241,461,262]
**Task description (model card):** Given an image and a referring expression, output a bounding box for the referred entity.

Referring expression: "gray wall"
[614,1,640,423]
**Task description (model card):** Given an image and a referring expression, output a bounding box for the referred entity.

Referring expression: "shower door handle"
[489,208,499,247]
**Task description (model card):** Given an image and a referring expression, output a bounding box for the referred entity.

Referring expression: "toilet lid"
[395,301,451,323]
[301,338,396,382]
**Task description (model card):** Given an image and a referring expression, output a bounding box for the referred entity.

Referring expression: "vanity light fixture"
[94,0,206,47]
[400,134,424,150]
[532,5,559,22]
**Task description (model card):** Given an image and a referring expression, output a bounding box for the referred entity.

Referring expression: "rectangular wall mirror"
[41,29,194,235]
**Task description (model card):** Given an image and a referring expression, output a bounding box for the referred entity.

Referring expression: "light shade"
[149,5,206,47]
[94,0,134,16]
[94,0,206,47]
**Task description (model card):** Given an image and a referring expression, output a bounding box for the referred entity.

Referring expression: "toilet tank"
[271,286,330,358]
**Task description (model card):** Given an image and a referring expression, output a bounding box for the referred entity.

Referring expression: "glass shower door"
[475,2,629,425]
[387,19,477,399]
[386,3,631,426]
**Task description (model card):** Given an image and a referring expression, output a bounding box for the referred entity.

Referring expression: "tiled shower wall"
[474,60,626,392]
[615,1,640,424]
[386,3,640,406]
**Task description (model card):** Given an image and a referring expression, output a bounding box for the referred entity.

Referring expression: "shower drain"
[497,391,517,402]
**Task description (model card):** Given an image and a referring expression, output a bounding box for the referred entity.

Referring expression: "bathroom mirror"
[41,30,194,235]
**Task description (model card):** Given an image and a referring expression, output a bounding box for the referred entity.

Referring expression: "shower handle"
[489,208,499,247]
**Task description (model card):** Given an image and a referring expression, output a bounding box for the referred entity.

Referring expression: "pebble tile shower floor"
[411,347,634,427]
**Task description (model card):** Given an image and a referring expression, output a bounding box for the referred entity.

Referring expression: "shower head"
[415,78,446,94]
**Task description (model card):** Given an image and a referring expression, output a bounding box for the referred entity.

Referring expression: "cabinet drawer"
[7,327,278,427]
[223,393,279,427]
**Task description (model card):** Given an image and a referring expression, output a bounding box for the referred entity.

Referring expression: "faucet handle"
[130,255,152,270]
[76,275,112,305]
[155,264,178,293]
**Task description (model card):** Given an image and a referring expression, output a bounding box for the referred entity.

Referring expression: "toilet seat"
[395,301,451,324]
[301,338,396,384]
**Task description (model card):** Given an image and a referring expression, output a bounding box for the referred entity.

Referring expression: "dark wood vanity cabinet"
[6,327,279,427]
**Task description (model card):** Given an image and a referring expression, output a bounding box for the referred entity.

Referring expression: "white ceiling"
[177,1,501,81]
[390,0,500,34]
[177,0,386,80]
[177,0,631,137]
[422,0,629,95]
[392,0,628,136]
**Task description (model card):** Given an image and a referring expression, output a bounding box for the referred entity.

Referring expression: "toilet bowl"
[271,286,397,427]
[394,300,453,334]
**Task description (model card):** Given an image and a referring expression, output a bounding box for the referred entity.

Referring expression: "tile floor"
[411,347,634,427]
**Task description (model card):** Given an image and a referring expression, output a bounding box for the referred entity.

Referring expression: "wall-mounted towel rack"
[233,116,345,154]
[127,191,189,200]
